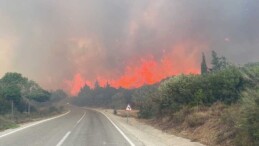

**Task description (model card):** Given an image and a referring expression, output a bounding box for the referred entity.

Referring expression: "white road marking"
[76,112,86,125]
[100,111,136,146]
[56,131,71,146]
[0,110,71,139]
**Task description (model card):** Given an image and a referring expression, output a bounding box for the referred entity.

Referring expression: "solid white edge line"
[0,110,71,139]
[56,131,71,146]
[99,111,136,146]
[76,112,86,124]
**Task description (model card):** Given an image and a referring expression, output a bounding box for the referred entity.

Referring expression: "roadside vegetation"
[72,82,133,108]
[72,51,259,146]
[0,73,67,131]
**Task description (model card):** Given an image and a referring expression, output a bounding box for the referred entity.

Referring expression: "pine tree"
[94,80,101,90]
[201,52,208,75]
[105,81,111,88]
[211,50,220,71]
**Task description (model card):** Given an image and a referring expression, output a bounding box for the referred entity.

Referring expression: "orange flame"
[66,42,205,95]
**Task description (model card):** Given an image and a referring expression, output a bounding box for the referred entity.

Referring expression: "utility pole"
[11,100,14,119]
[27,100,30,115]
[28,101,30,114]
[126,110,129,123]
[28,86,33,115]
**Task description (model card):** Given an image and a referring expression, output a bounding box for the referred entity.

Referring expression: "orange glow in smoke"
[67,73,93,96]
[109,43,201,88]
[67,42,205,95]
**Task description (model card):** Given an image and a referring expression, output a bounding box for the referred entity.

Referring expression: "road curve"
[0,106,133,146]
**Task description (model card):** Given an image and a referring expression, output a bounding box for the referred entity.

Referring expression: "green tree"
[2,84,21,103]
[211,50,228,72]
[1,84,23,112]
[111,92,127,109]
[159,74,198,113]
[94,81,101,89]
[28,88,50,102]
[158,66,244,115]
[50,89,67,102]
[0,97,10,114]
[73,83,133,108]
[25,80,50,102]
[201,52,208,75]
[0,72,51,113]
[132,85,160,118]
[211,50,220,71]
[207,67,244,104]
[0,72,28,86]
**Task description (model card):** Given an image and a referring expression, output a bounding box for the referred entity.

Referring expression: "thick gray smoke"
[0,0,259,93]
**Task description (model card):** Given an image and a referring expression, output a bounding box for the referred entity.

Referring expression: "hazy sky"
[1,0,259,94]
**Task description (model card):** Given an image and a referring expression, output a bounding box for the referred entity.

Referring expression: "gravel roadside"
[100,109,206,146]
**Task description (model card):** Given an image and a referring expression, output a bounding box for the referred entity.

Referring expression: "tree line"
[0,72,66,115]
[73,51,241,112]
[72,81,133,109]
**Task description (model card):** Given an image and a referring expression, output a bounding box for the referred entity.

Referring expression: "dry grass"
[114,109,139,118]
[186,112,208,128]
[141,102,236,146]
[108,103,239,146]
[0,116,18,131]
[0,106,65,132]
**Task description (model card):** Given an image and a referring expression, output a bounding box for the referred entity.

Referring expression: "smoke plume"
[1,0,259,95]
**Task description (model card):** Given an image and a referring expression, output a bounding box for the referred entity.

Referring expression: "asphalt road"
[0,107,133,146]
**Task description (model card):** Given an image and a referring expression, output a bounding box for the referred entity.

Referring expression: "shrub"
[48,106,58,113]
[59,106,64,111]
[186,113,207,127]
[138,104,157,119]
[211,104,237,145]
[0,116,17,131]
[170,106,190,124]
[220,90,259,146]
[171,110,186,124]
[158,67,244,115]
[133,85,160,119]
[234,90,259,146]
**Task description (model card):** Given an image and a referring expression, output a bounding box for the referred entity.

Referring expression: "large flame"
[66,42,205,95]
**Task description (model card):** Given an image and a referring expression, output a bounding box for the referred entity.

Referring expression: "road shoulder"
[98,109,206,146]
[0,110,70,138]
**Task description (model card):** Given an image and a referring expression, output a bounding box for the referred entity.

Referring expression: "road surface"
[0,107,134,146]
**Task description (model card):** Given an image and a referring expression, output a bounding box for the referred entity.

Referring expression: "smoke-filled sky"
[1,0,259,95]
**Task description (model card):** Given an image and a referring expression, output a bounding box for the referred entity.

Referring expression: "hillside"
[134,63,259,146]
